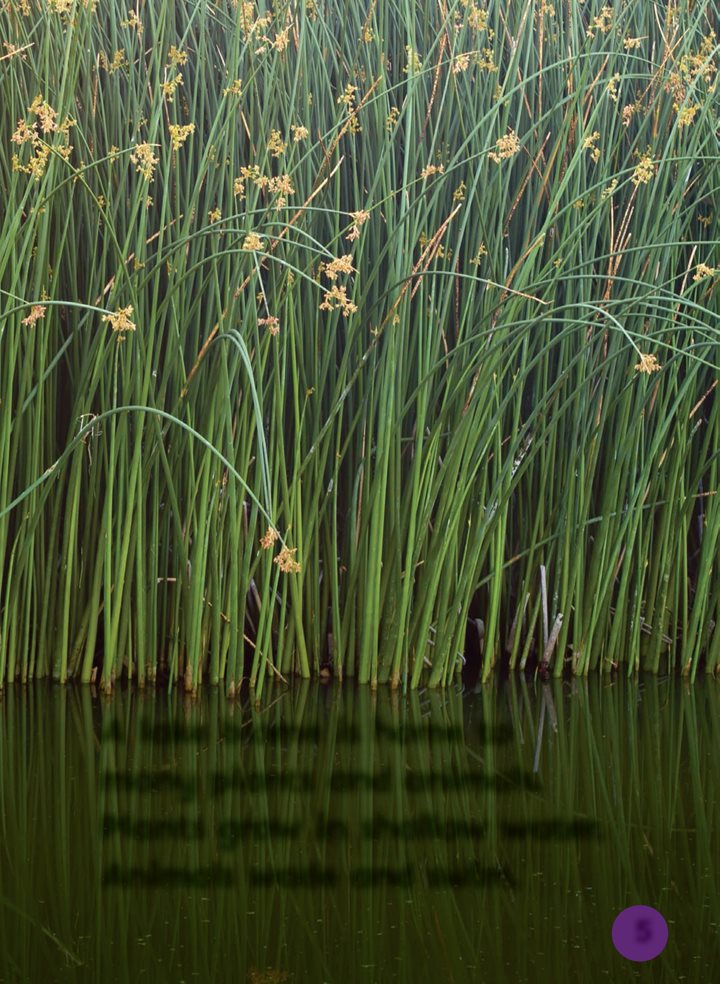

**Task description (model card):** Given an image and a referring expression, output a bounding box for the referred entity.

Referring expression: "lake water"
[0,676,717,982]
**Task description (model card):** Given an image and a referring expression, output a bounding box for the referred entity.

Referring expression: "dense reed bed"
[0,0,719,694]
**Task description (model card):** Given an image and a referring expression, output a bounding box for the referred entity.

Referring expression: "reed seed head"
[634,353,661,374]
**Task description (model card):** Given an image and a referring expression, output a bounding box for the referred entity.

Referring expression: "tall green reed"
[0,0,719,695]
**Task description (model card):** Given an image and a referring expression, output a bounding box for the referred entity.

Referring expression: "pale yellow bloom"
[489,128,520,163]
[267,129,286,157]
[634,353,661,374]
[420,163,445,179]
[274,545,301,573]
[267,174,295,197]
[677,104,699,128]
[693,263,717,281]
[28,95,57,133]
[102,304,136,334]
[121,10,143,34]
[260,526,280,549]
[167,45,188,66]
[11,119,36,145]
[168,123,195,150]
[319,285,357,316]
[403,46,422,74]
[476,48,497,73]
[336,84,358,107]
[606,73,621,103]
[601,178,619,200]
[632,151,656,186]
[271,28,290,52]
[99,49,127,73]
[129,142,159,181]
[587,5,613,37]
[161,73,184,102]
[258,315,280,335]
[346,208,370,241]
[22,304,46,327]
[242,233,265,251]
[453,53,470,74]
[469,243,488,265]
[323,255,355,280]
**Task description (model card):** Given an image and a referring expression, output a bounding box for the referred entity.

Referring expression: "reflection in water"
[0,677,718,982]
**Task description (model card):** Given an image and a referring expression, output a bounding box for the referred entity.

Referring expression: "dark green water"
[0,676,717,983]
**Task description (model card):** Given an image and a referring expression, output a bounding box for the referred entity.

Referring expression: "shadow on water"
[0,675,718,982]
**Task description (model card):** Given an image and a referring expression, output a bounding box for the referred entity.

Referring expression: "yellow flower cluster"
[403,46,422,75]
[121,10,143,34]
[102,304,136,338]
[582,131,601,163]
[47,0,73,13]
[29,94,57,133]
[168,123,195,150]
[693,263,717,281]
[606,73,621,103]
[267,129,286,157]
[601,178,618,200]
[664,33,717,128]
[455,0,492,36]
[258,315,280,335]
[10,96,74,180]
[346,209,369,242]
[488,128,520,163]
[130,142,159,181]
[22,304,46,327]
[453,53,470,75]
[677,104,699,129]
[233,165,295,209]
[167,46,188,67]
[420,163,445,179]
[335,84,361,133]
[623,36,643,51]
[260,526,279,549]
[418,230,452,260]
[587,5,613,38]
[634,353,661,374]
[319,285,357,317]
[274,546,301,574]
[242,233,265,251]
[386,107,400,131]
[236,2,272,41]
[632,150,656,186]
[161,73,184,102]
[469,243,488,265]
[98,49,127,73]
[321,255,355,281]
[476,48,497,73]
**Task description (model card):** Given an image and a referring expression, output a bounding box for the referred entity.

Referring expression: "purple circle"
[612,906,668,962]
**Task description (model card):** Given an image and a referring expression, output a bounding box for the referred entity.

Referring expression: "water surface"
[0,676,717,982]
